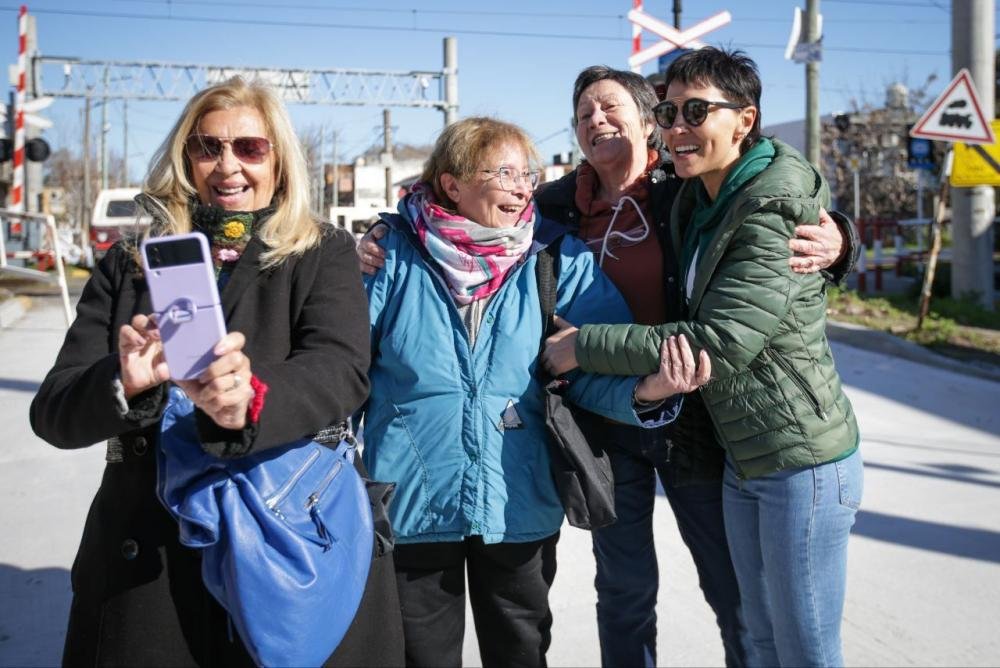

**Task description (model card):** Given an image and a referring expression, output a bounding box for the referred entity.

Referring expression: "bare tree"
[44,147,126,226]
[821,74,946,220]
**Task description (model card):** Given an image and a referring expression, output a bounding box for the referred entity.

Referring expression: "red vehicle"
[90,188,150,260]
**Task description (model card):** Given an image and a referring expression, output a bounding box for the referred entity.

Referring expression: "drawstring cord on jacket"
[594,195,651,267]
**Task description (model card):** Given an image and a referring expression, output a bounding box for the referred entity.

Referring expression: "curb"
[0,296,31,328]
[827,320,1000,384]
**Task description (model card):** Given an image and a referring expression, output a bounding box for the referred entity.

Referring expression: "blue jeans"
[592,423,750,668]
[722,449,863,668]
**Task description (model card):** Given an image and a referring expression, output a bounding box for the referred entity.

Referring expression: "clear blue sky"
[0,0,974,181]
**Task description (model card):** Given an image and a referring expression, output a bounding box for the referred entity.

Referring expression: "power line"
[115,0,625,20]
[113,0,969,24]
[825,0,948,8]
[0,6,624,41]
[0,5,952,55]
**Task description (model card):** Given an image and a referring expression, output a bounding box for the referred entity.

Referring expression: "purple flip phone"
[140,233,228,381]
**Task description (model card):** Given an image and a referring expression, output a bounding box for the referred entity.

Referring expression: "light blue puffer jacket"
[360,209,677,544]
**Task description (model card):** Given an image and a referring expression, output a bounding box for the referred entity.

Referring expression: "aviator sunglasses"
[185,134,273,163]
[653,98,745,129]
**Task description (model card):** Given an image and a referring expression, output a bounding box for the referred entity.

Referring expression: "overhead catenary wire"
[0,5,950,56]
[114,0,967,21]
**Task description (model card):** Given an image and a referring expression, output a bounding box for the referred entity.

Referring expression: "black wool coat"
[30,227,404,667]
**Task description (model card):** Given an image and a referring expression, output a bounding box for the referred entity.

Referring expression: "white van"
[90,187,151,260]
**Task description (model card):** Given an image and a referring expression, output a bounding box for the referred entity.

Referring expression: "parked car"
[90,187,150,260]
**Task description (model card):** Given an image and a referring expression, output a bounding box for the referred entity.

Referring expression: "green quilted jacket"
[576,140,859,479]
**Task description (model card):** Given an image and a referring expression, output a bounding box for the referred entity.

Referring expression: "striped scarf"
[403,183,535,305]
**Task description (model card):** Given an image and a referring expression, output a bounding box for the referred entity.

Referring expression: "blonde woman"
[30,77,404,666]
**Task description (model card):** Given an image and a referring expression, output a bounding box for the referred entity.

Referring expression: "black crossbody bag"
[535,237,617,530]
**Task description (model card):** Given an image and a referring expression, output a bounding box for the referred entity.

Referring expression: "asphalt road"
[2,296,998,667]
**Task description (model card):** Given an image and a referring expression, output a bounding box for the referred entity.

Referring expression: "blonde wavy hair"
[420,116,542,210]
[138,76,320,268]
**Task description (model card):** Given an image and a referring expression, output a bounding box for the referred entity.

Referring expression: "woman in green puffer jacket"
[542,48,862,668]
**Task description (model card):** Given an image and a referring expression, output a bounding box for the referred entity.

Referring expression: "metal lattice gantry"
[31,38,458,123]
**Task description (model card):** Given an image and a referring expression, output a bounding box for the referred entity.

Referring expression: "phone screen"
[145,236,205,269]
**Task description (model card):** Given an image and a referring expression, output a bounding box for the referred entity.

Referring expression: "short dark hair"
[663,47,762,154]
[571,65,662,149]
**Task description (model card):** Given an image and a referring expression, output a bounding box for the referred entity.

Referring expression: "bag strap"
[536,236,563,383]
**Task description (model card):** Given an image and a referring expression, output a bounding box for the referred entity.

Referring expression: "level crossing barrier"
[0,209,73,326]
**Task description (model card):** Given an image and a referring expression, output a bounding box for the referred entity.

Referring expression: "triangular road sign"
[910,68,995,145]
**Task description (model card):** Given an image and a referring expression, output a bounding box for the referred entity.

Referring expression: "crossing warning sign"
[951,120,1000,187]
[910,69,995,145]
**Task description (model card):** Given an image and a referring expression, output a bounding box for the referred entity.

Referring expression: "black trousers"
[393,533,559,668]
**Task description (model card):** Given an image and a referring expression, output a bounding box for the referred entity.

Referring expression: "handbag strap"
[535,235,563,384]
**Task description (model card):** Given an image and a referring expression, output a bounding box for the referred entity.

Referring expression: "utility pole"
[99,68,109,190]
[317,123,325,214]
[443,37,458,126]
[332,128,339,208]
[383,109,393,208]
[804,0,821,166]
[122,99,128,187]
[82,95,91,236]
[951,0,996,310]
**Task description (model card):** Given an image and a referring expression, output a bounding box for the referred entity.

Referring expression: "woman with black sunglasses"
[544,48,863,668]
[30,77,405,667]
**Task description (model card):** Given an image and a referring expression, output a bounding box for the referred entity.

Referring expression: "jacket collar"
[675,140,814,313]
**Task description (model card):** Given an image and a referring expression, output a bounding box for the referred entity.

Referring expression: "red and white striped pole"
[10,4,27,212]
[630,0,642,73]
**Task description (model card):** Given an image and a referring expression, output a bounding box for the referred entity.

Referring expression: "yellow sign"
[952,120,1000,187]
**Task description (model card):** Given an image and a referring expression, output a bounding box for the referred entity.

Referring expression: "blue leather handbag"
[157,387,373,667]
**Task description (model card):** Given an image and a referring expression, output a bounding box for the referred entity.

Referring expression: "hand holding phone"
[141,233,227,381]
[175,331,255,431]
[118,313,170,399]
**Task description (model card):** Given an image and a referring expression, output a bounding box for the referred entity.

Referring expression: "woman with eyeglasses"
[359,65,857,668]
[544,48,862,668]
[357,115,709,667]
[30,77,405,667]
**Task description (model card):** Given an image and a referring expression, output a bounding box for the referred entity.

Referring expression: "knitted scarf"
[190,200,276,279]
[402,183,534,305]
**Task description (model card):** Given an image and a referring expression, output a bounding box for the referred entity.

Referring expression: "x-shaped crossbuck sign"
[627,9,733,70]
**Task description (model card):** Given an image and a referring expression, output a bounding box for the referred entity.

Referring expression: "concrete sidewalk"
[2,296,999,667]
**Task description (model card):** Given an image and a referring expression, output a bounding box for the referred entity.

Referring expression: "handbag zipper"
[305,459,345,552]
[264,448,321,513]
[764,347,828,420]
[305,459,345,510]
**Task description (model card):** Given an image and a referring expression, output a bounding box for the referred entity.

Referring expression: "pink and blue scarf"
[404,183,535,305]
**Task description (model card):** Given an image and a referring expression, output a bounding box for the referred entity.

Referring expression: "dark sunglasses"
[652,98,745,129]
[184,134,273,163]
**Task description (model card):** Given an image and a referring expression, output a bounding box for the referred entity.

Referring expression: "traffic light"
[0,137,49,162]
[26,137,50,162]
